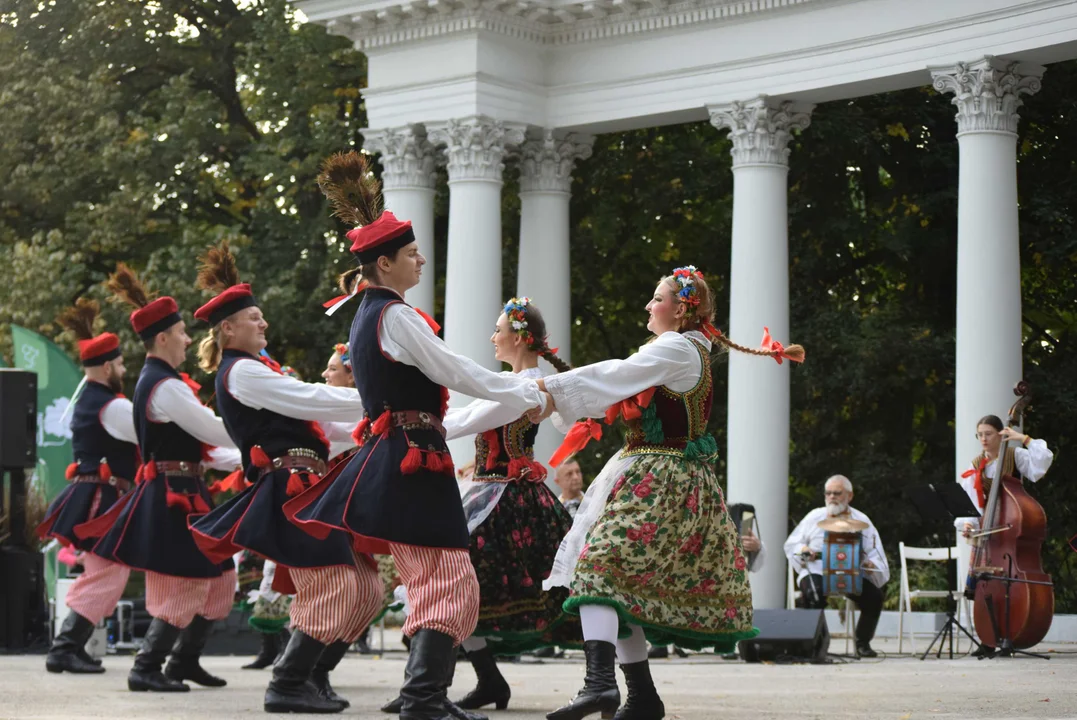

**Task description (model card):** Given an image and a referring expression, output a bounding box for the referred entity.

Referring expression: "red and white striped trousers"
[64,554,131,625]
[289,562,383,644]
[389,544,479,646]
[145,570,237,629]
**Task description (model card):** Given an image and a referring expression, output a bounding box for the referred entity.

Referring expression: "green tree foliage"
[2,1,1073,611]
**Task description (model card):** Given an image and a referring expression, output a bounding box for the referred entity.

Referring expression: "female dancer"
[541,266,802,720]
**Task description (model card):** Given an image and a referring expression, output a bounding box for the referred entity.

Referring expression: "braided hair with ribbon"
[502,297,572,373]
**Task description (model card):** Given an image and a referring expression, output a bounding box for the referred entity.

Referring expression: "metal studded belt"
[390,410,445,438]
[70,474,132,492]
[152,460,201,477]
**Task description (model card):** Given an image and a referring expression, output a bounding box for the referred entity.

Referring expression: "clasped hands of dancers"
[37,151,803,720]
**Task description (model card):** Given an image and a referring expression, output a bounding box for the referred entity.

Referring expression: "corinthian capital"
[519,130,596,194]
[930,56,1044,136]
[362,125,438,191]
[427,115,527,183]
[707,96,813,168]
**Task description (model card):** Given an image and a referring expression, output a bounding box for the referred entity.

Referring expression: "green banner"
[10,325,82,502]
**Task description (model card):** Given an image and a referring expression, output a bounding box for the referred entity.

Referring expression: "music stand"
[906,484,982,660]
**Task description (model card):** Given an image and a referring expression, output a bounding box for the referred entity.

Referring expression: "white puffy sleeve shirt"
[100,397,138,445]
[543,331,711,423]
[146,378,241,472]
[443,367,545,441]
[224,358,365,422]
[783,507,890,588]
[954,439,1054,530]
[378,303,545,417]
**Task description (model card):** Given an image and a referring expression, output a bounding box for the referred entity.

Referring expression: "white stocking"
[579,604,619,644]
[615,624,648,664]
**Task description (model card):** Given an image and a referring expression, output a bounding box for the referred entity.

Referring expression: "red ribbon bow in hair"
[759,326,804,365]
[323,279,370,316]
[961,456,988,509]
[549,419,603,467]
[701,322,722,341]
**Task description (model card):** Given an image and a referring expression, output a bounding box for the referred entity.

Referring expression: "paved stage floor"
[2,638,1074,719]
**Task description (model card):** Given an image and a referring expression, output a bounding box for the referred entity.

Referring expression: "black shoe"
[78,648,104,666]
[128,619,190,692]
[646,645,668,660]
[264,631,345,714]
[264,630,345,714]
[311,640,351,708]
[855,642,878,659]
[613,661,664,720]
[972,644,996,659]
[455,646,511,710]
[400,629,456,720]
[533,646,557,659]
[546,640,620,720]
[354,626,373,654]
[381,695,405,713]
[46,612,106,674]
[444,698,488,720]
[165,616,227,687]
[244,631,284,670]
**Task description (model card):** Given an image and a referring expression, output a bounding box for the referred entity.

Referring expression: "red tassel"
[209,468,246,494]
[65,463,77,480]
[422,451,440,471]
[142,461,157,481]
[438,452,455,476]
[401,446,423,475]
[352,417,371,446]
[439,386,450,417]
[285,472,306,497]
[250,446,272,469]
[191,494,211,514]
[482,429,501,471]
[98,461,112,481]
[166,490,192,513]
[371,410,391,436]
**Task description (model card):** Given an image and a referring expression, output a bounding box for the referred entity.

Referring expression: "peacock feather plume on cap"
[317,151,383,228]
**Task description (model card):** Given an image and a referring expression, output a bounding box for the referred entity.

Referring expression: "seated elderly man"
[783,475,889,658]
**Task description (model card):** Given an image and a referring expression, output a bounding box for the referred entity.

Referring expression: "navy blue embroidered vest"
[71,381,138,481]
[349,287,444,418]
[132,357,206,465]
[215,350,328,467]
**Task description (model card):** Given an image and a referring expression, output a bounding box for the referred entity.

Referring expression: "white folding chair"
[898,542,968,654]
[786,562,802,609]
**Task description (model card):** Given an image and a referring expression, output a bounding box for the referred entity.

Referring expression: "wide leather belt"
[390,410,445,438]
[265,453,327,478]
[152,460,202,476]
[71,474,132,492]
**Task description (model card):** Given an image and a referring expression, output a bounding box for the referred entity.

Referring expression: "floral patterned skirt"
[563,453,758,652]
[371,553,403,623]
[466,479,577,655]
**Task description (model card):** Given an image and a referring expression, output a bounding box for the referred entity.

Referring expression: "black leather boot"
[381,695,404,713]
[165,616,227,687]
[46,612,106,674]
[128,619,190,692]
[310,640,351,708]
[613,661,664,720]
[244,631,283,670]
[400,629,455,720]
[263,630,345,714]
[443,651,488,720]
[546,640,620,720]
[455,646,510,710]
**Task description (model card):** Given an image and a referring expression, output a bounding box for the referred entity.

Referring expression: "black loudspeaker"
[739,609,830,663]
[0,369,38,468]
[0,547,48,651]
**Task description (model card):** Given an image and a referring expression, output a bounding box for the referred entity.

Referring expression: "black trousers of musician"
[799,574,882,644]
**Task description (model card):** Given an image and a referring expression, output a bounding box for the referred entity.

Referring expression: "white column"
[429,115,526,464]
[930,57,1043,591]
[363,125,439,314]
[709,97,813,609]
[517,129,595,490]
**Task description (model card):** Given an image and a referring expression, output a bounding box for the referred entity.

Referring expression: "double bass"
[964,382,1054,651]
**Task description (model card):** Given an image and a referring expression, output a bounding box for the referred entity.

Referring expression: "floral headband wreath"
[504,297,558,353]
[333,342,352,370]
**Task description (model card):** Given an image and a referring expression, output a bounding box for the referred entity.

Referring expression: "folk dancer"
[187,244,381,714]
[38,300,137,675]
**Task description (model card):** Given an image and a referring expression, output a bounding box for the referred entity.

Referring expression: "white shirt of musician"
[954,439,1053,531]
[783,507,890,588]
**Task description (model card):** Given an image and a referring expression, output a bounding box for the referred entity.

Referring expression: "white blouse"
[444,367,545,441]
[544,330,711,423]
[955,438,1054,530]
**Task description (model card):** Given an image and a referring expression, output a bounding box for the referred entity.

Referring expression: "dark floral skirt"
[466,479,578,655]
